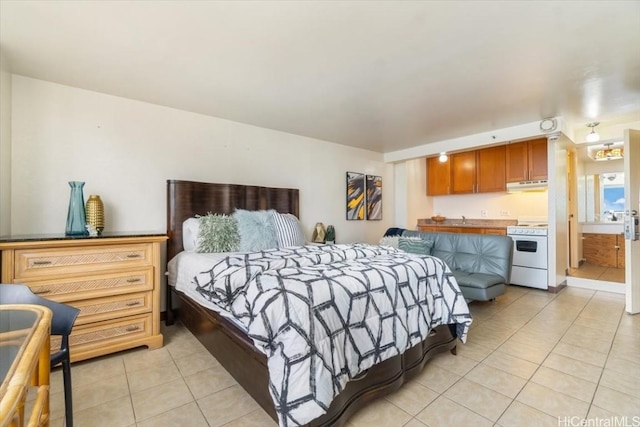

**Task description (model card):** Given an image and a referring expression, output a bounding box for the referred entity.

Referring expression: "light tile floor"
[39,285,639,427]
[568,262,625,283]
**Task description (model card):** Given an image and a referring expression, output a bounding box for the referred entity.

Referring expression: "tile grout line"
[414,287,550,425]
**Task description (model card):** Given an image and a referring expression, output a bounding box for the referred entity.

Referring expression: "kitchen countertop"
[416,218,517,229]
[579,222,624,234]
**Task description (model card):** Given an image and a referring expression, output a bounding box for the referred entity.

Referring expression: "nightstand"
[0,232,167,362]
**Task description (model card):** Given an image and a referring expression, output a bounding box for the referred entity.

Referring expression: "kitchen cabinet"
[417,226,507,235]
[582,233,625,268]
[450,151,476,194]
[483,228,507,236]
[476,145,506,193]
[429,146,506,196]
[426,156,450,196]
[506,138,548,183]
[427,139,539,195]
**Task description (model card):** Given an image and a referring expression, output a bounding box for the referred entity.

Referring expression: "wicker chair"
[0,284,80,427]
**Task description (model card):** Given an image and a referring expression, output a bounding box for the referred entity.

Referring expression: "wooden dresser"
[0,233,167,362]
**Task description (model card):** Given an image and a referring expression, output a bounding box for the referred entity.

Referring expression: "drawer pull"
[32,260,52,265]
[33,289,51,295]
[126,278,141,283]
[126,254,142,259]
[125,326,140,332]
[125,301,141,307]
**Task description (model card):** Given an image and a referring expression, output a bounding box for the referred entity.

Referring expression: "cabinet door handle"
[33,289,51,295]
[126,278,141,283]
[125,326,140,332]
[125,301,141,307]
[32,260,52,265]
[126,254,142,259]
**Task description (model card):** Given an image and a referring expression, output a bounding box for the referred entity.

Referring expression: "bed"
[165,179,471,427]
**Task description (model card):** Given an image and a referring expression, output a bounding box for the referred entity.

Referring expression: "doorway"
[566,142,626,286]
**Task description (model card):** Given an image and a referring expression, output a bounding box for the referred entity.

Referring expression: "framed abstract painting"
[346,172,365,220]
[366,175,382,220]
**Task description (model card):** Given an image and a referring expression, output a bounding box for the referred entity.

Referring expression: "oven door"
[509,235,548,269]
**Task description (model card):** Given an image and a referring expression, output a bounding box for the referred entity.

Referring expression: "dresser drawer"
[1,234,166,362]
[52,313,152,354]
[14,244,152,279]
[23,268,153,303]
[71,292,152,326]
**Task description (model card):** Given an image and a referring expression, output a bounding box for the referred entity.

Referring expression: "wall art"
[346,172,365,220]
[366,175,382,220]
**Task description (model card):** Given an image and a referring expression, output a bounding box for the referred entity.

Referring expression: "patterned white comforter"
[192,244,472,427]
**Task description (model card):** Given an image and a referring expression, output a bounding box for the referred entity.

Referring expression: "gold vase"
[312,222,326,243]
[85,194,105,235]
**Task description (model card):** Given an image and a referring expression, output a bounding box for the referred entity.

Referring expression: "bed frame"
[165,179,458,427]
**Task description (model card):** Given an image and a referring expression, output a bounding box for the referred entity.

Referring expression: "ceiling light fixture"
[594,143,624,161]
[586,122,600,142]
[438,152,448,163]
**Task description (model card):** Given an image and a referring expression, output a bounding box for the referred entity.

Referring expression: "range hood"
[506,180,548,193]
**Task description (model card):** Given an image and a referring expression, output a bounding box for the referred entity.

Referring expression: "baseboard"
[566,277,626,294]
[548,280,567,293]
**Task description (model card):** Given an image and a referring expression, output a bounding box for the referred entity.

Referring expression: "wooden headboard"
[166,180,299,261]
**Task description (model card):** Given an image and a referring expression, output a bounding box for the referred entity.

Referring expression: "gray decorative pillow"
[196,213,239,253]
[398,236,434,255]
[234,209,278,252]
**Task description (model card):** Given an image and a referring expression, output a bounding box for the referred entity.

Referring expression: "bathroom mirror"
[575,143,624,223]
[583,173,625,222]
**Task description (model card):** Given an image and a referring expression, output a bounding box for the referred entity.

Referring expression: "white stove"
[507,222,548,290]
[506,224,548,236]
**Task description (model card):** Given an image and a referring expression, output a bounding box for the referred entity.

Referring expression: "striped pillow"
[398,236,434,255]
[273,212,306,248]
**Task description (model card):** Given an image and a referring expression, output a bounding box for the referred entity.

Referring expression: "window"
[602,173,624,222]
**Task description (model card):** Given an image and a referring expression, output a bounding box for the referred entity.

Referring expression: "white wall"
[429,192,548,222]
[549,136,569,288]
[0,49,11,235]
[403,158,432,229]
[10,76,394,244]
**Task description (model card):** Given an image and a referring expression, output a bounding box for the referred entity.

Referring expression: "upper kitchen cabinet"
[451,151,476,194]
[426,156,450,195]
[451,147,506,194]
[476,145,506,192]
[505,138,548,183]
[427,145,506,196]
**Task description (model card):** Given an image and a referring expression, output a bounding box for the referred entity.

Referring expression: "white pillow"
[273,212,306,248]
[378,235,399,248]
[182,217,200,252]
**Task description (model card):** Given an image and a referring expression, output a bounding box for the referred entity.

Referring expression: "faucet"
[462,215,466,225]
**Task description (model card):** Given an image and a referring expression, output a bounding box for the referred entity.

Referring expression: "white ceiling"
[1,1,639,153]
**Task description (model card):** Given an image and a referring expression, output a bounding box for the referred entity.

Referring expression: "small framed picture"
[346,172,365,220]
[366,175,382,220]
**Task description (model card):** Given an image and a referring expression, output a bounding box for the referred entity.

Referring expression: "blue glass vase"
[65,181,87,235]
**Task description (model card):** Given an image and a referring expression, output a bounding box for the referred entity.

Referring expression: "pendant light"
[586,122,600,142]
